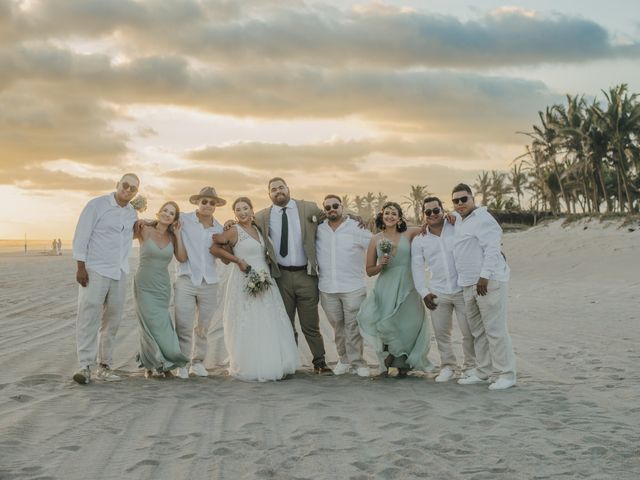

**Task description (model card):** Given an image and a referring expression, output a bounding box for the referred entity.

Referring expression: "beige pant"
[320,288,367,367]
[462,280,516,381]
[174,276,219,364]
[76,269,127,368]
[428,290,476,370]
[276,270,326,368]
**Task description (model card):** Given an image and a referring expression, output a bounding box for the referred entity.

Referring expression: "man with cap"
[174,186,226,378]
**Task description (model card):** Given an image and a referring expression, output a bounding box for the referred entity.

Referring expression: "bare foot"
[144,369,153,379]
[163,370,174,379]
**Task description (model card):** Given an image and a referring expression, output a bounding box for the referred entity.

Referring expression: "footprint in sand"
[125,459,160,473]
[10,394,34,403]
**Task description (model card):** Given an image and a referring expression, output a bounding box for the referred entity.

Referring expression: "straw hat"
[189,186,227,206]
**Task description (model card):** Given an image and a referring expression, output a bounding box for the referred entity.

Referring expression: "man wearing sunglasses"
[71,173,141,384]
[411,197,476,383]
[316,195,373,377]
[173,186,227,379]
[450,183,516,390]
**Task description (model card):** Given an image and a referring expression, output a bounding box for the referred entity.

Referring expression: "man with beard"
[253,178,333,374]
[316,195,372,377]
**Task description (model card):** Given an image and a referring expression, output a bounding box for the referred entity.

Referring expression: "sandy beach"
[1,218,639,480]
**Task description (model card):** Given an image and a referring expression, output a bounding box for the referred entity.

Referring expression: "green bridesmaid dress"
[134,239,188,373]
[357,234,433,373]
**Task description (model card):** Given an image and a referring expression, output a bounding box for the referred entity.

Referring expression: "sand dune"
[1,218,639,479]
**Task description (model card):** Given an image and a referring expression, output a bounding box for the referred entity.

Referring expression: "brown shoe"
[314,365,334,376]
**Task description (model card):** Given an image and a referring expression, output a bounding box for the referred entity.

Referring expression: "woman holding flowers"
[357,202,433,377]
[211,197,300,381]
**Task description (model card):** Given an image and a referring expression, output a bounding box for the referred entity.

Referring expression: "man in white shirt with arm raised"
[450,183,516,390]
[72,173,140,385]
[316,195,372,377]
[411,196,476,383]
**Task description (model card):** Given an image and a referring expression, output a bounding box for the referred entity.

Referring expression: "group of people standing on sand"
[71,173,516,390]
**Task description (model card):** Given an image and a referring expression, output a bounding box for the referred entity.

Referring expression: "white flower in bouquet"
[130,195,148,212]
[379,238,393,256]
[244,266,272,297]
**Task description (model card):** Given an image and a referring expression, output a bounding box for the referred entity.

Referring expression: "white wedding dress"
[221,225,300,381]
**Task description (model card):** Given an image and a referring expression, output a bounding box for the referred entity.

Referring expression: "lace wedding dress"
[221,225,300,381]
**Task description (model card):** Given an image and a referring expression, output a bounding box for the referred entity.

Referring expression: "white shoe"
[489,378,516,390]
[73,367,90,385]
[462,368,477,378]
[175,367,189,379]
[435,366,455,383]
[95,365,121,382]
[333,362,350,375]
[355,366,370,377]
[457,373,489,385]
[189,362,209,377]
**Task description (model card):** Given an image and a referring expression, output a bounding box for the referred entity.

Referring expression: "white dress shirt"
[72,193,138,281]
[452,207,510,287]
[269,199,307,267]
[411,220,461,298]
[177,211,223,286]
[316,218,372,294]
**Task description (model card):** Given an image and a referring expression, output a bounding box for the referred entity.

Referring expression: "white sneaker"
[435,366,455,383]
[489,378,516,390]
[333,362,351,375]
[73,367,90,385]
[457,373,489,385]
[189,362,208,377]
[355,366,370,377]
[175,367,189,379]
[95,365,121,382]
[462,368,477,378]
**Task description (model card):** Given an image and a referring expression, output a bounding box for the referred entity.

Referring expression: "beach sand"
[0,218,639,479]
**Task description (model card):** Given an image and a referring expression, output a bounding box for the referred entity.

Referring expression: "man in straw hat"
[174,186,226,378]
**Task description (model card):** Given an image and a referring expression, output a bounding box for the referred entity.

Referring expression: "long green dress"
[357,234,433,373]
[134,239,188,373]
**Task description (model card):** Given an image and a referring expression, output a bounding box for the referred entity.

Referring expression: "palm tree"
[508,162,527,210]
[374,192,388,211]
[361,192,377,221]
[473,171,492,206]
[402,185,431,223]
[341,194,354,213]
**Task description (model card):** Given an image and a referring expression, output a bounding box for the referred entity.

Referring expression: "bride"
[210,197,300,381]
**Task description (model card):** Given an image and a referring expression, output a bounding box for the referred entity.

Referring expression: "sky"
[1,0,639,239]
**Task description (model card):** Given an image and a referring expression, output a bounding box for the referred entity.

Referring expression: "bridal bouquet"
[379,238,393,257]
[130,195,148,213]
[244,266,272,297]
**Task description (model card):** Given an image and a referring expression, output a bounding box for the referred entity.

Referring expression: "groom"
[254,177,333,375]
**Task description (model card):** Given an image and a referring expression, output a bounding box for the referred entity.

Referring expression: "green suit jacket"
[254,199,322,279]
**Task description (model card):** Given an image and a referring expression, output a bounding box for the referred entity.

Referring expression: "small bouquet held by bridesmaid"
[130,195,148,213]
[244,266,272,297]
[379,238,393,257]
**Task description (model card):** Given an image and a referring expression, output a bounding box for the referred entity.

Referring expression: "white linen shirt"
[316,218,372,294]
[452,207,510,287]
[269,200,307,267]
[177,211,223,286]
[72,193,138,281]
[411,220,461,298]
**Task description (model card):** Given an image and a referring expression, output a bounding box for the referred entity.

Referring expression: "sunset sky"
[1,0,639,239]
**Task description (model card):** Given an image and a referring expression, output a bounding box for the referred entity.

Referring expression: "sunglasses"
[200,199,217,206]
[452,196,469,205]
[121,182,138,193]
[423,207,441,217]
[323,203,341,211]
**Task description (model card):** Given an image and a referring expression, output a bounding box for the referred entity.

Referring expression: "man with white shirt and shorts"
[72,173,140,384]
[450,183,516,390]
[316,195,372,377]
[411,196,476,383]
[174,186,226,378]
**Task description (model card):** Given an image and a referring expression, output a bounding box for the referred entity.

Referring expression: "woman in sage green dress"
[134,201,189,378]
[357,202,433,377]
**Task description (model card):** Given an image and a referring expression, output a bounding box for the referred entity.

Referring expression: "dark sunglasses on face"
[423,207,441,217]
[324,203,341,211]
[452,196,469,205]
[200,199,217,206]
[121,182,138,193]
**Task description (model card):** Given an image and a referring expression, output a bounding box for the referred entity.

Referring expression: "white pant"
[463,280,516,381]
[76,269,127,368]
[320,288,367,367]
[428,290,476,370]
[174,276,219,364]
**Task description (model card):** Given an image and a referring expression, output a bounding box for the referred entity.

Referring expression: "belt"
[278,264,307,272]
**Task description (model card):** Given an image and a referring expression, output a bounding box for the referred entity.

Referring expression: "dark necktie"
[280,207,288,257]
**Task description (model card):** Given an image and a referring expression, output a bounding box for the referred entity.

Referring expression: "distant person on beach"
[133,201,189,378]
[357,202,433,377]
[316,194,372,377]
[411,196,476,383]
[450,183,516,390]
[173,187,226,379]
[71,173,140,385]
[253,177,333,375]
[56,238,62,255]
